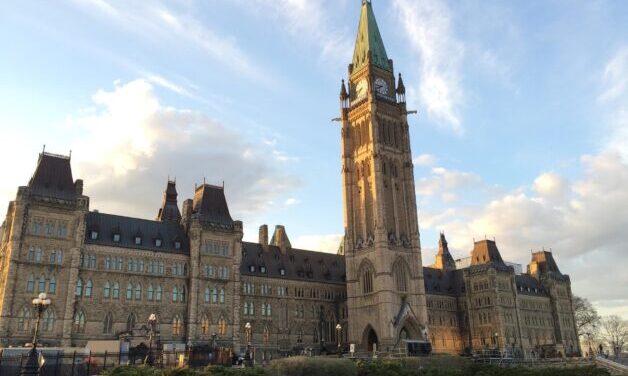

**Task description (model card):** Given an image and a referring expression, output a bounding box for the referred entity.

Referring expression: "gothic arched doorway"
[366,328,378,351]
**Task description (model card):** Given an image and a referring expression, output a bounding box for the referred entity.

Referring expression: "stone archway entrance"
[362,326,379,352]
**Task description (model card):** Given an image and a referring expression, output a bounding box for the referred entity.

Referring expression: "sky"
[0,0,627,319]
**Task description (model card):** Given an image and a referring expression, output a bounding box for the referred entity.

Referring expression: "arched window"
[38,275,46,292]
[104,281,111,298]
[201,315,210,335]
[172,315,182,336]
[103,312,113,334]
[180,286,186,302]
[172,286,178,303]
[75,278,83,296]
[126,313,136,331]
[85,280,93,297]
[43,309,56,332]
[393,260,409,292]
[204,287,210,303]
[148,285,154,301]
[126,283,133,300]
[49,276,56,294]
[362,266,374,294]
[26,274,35,292]
[134,283,141,300]
[17,306,31,331]
[112,282,120,299]
[73,311,86,333]
[156,285,162,302]
[212,288,218,303]
[219,289,225,304]
[218,317,227,336]
[244,302,249,316]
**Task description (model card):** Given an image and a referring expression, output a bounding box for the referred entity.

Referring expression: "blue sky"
[1,0,627,318]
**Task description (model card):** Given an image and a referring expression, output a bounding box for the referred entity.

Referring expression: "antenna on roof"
[222,180,225,188]
[203,177,206,185]
[69,150,72,160]
[42,144,46,153]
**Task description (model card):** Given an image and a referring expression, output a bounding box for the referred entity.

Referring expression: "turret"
[396,73,406,103]
[340,79,349,110]
[157,179,182,223]
[270,225,291,254]
[432,232,456,271]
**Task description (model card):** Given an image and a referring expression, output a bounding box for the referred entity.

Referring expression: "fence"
[0,349,230,376]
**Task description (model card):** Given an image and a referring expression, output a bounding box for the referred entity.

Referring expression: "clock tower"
[340,0,428,351]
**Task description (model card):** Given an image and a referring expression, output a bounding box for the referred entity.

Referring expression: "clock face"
[374,78,388,96]
[355,79,368,99]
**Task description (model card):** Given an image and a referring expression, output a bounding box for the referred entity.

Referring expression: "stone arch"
[392,257,411,292]
[361,324,379,352]
[358,258,376,294]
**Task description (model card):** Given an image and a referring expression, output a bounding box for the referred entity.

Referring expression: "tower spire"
[352,0,391,72]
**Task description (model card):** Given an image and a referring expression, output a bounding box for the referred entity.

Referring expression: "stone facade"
[0,0,579,360]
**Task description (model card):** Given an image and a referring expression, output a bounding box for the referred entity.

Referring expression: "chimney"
[271,225,291,254]
[259,224,269,251]
[74,179,83,196]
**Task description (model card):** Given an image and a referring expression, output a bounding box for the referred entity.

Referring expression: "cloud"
[416,166,483,203]
[422,153,628,317]
[393,0,464,133]
[65,79,300,220]
[293,234,343,253]
[599,48,628,159]
[71,0,271,85]
[244,0,353,64]
[413,153,438,167]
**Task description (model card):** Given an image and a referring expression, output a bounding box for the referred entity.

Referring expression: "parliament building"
[0,0,579,360]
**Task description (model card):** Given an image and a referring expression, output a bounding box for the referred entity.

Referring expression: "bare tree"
[573,296,600,337]
[601,315,628,357]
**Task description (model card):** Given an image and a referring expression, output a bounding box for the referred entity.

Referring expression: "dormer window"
[280,268,285,276]
[135,236,142,245]
[174,241,181,250]
[249,265,256,272]
[113,233,120,242]
[155,239,162,247]
[90,231,98,240]
[260,266,266,273]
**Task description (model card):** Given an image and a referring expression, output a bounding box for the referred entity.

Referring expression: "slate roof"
[28,152,77,200]
[515,274,548,296]
[157,180,182,222]
[85,212,189,254]
[423,267,465,296]
[192,185,233,227]
[241,242,346,285]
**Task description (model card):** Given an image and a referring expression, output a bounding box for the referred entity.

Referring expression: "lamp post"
[245,322,252,366]
[21,293,51,376]
[210,332,217,365]
[336,324,342,357]
[144,313,157,366]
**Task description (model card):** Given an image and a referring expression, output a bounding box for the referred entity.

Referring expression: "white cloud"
[413,153,438,167]
[65,79,300,219]
[393,0,464,133]
[533,172,568,201]
[284,198,300,207]
[416,166,483,203]
[71,0,271,85]
[293,234,343,253]
[244,0,353,64]
[599,48,628,160]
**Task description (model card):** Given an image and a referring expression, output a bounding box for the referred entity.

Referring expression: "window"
[112,282,120,299]
[103,312,113,334]
[280,268,285,276]
[249,265,256,272]
[85,280,93,297]
[126,283,133,300]
[218,317,227,336]
[105,256,111,270]
[219,289,225,304]
[394,260,409,292]
[173,286,179,303]
[45,220,55,236]
[135,283,142,300]
[28,247,35,261]
[113,233,121,242]
[172,315,182,336]
[50,250,63,264]
[17,306,32,331]
[148,285,154,301]
[249,302,255,316]
[156,286,162,302]
[126,313,137,331]
[155,239,162,247]
[135,236,142,245]
[42,309,55,332]
[174,241,181,250]
[362,268,373,294]
[205,287,211,303]
[26,274,35,292]
[73,311,86,333]
[180,286,186,302]
[31,218,43,235]
[260,266,266,273]
[201,315,210,335]
[75,278,83,296]
[91,231,98,240]
[48,276,56,294]
[212,288,218,303]
[104,281,111,298]
[244,302,249,316]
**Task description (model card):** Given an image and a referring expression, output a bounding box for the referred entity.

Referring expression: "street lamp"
[21,293,51,376]
[336,324,342,357]
[210,332,217,365]
[494,332,499,354]
[144,313,157,366]
[245,322,252,366]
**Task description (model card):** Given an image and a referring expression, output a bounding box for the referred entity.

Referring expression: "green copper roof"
[352,0,391,72]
